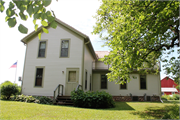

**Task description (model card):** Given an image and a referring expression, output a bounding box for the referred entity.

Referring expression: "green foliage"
[71,89,115,108]
[12,95,53,105]
[0,0,57,37]
[162,103,179,119]
[34,96,53,105]
[161,94,180,100]
[13,94,40,103]
[93,0,180,83]
[0,81,19,100]
[172,94,180,100]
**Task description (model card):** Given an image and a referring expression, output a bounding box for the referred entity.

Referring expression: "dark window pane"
[61,48,68,57]
[120,80,127,89]
[90,76,91,91]
[68,71,76,82]
[61,40,69,57]
[85,72,87,90]
[101,75,107,89]
[35,68,43,86]
[140,75,146,89]
[38,41,46,57]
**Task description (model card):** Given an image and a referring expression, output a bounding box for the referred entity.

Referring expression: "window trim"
[100,74,108,89]
[120,80,127,90]
[139,75,147,90]
[34,66,45,88]
[37,40,48,58]
[60,39,70,58]
[66,68,79,83]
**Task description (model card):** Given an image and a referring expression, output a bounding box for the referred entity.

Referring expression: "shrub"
[161,94,180,101]
[35,96,53,105]
[0,81,19,99]
[71,89,115,108]
[13,94,40,103]
[12,95,52,104]
[162,103,179,119]
[161,95,168,101]
[172,94,180,100]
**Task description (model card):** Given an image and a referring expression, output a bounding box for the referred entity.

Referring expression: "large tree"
[0,0,57,39]
[93,0,179,84]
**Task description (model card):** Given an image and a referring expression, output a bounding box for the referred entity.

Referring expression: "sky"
[0,0,169,86]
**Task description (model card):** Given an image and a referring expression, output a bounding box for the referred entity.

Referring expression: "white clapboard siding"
[22,24,84,96]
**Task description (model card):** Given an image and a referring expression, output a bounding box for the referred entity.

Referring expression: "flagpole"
[14,61,18,84]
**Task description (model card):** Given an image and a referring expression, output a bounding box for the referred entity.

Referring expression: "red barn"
[161,77,179,95]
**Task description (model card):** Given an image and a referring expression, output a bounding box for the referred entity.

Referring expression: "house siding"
[83,44,94,91]
[22,24,84,96]
[92,74,160,96]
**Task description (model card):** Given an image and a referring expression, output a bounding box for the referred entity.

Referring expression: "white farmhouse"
[21,18,161,102]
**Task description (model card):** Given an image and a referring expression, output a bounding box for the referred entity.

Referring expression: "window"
[120,80,127,89]
[60,40,69,57]
[68,71,76,82]
[85,71,87,90]
[101,75,107,89]
[35,68,44,87]
[38,41,46,57]
[90,75,91,91]
[140,75,146,89]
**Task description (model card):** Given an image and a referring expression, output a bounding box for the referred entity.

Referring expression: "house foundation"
[112,96,160,102]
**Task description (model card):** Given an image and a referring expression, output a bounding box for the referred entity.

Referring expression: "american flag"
[10,62,17,68]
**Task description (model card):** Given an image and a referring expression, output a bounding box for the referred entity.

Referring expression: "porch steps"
[56,96,73,105]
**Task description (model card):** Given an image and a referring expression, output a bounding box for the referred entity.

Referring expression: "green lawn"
[0,100,179,120]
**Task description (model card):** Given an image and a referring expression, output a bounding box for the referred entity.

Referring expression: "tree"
[93,0,179,84]
[0,81,19,99]
[0,0,57,39]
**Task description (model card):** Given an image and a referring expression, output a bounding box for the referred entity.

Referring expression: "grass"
[0,100,179,120]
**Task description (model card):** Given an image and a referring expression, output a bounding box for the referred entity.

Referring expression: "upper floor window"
[60,40,69,57]
[35,68,44,87]
[101,74,107,89]
[120,80,127,89]
[140,75,146,89]
[38,41,46,57]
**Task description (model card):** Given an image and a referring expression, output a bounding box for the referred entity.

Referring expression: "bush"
[71,89,115,108]
[162,103,179,119]
[12,95,53,104]
[161,95,168,101]
[13,94,40,103]
[161,94,180,100]
[35,96,53,105]
[0,81,19,99]
[172,94,180,100]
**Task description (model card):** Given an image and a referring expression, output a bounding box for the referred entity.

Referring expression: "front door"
[65,68,79,95]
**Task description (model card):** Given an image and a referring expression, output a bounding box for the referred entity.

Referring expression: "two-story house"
[21,18,161,101]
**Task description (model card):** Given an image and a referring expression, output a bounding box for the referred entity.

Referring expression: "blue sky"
[0,0,169,86]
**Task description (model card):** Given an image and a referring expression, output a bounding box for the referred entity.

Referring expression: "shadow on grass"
[131,105,177,119]
[99,102,135,111]
[59,102,135,111]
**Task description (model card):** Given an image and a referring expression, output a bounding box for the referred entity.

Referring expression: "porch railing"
[53,84,63,103]
[75,84,82,93]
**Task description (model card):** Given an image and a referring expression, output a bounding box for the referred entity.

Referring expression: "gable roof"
[21,18,98,60]
[95,51,109,59]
